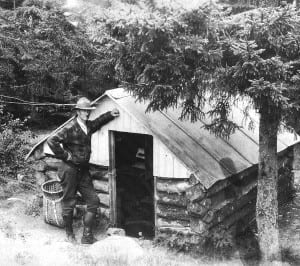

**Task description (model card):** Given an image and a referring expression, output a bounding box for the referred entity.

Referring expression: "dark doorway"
[114,132,154,238]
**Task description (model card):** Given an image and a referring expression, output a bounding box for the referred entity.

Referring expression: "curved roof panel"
[104,88,299,187]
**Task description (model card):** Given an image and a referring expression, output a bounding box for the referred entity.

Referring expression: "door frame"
[108,130,117,226]
[108,130,155,233]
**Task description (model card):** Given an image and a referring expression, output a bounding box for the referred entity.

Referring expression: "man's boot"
[81,212,97,244]
[63,214,76,243]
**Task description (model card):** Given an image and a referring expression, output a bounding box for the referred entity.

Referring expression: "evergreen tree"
[102,5,300,263]
[218,8,300,262]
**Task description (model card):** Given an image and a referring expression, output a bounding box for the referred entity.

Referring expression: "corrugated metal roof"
[103,88,299,188]
[26,88,300,188]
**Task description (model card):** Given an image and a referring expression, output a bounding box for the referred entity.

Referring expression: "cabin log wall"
[155,177,191,238]
[156,149,295,247]
[89,164,111,219]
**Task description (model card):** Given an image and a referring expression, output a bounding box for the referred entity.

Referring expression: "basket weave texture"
[42,180,65,228]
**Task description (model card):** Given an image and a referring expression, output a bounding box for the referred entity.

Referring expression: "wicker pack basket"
[42,180,65,228]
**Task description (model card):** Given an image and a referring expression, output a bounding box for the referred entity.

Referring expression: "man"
[47,97,119,244]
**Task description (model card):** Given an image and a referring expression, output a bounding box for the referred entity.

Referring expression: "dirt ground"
[0,193,87,266]
[0,192,245,266]
[2,189,300,266]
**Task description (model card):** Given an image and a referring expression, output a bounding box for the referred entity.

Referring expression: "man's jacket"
[47,112,114,165]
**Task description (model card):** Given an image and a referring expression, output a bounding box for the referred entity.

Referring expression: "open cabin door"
[108,130,154,238]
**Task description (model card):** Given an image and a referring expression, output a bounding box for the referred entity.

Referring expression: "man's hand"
[66,152,72,161]
[111,108,120,117]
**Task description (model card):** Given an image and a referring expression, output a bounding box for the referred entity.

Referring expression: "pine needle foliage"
[89,6,224,126]
[89,4,300,137]
[0,0,104,115]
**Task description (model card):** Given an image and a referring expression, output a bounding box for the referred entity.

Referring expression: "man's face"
[77,109,90,121]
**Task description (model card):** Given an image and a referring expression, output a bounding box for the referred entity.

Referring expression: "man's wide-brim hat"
[74,97,96,110]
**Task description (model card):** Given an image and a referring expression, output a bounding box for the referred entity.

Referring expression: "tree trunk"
[257,105,281,264]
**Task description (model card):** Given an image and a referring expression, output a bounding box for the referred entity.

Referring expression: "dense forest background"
[0,0,206,125]
[1,0,295,125]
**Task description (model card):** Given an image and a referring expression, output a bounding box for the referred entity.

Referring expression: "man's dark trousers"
[58,161,100,217]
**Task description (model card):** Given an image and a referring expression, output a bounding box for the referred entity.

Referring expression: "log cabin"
[26,88,300,246]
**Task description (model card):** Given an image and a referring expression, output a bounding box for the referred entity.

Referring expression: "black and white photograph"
[1,0,300,265]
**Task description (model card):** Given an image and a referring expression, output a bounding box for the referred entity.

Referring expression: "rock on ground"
[87,235,144,264]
